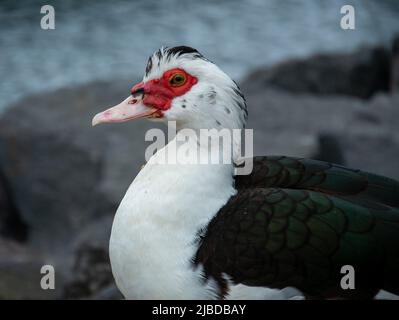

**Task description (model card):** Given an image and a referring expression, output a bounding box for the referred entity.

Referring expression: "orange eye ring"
[169,73,187,87]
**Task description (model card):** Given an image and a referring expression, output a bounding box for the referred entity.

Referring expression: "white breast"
[109,137,236,299]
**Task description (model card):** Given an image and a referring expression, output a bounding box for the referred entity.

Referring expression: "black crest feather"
[145,46,204,76]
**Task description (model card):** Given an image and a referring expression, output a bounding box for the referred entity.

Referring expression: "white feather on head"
[143,46,248,132]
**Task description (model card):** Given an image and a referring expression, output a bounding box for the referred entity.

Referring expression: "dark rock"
[0,166,27,242]
[89,284,123,300]
[244,46,390,99]
[0,80,163,253]
[0,238,62,299]
[313,133,345,165]
[62,244,114,299]
[391,35,399,92]
[0,79,164,298]
[354,110,381,125]
[242,86,399,180]
[62,215,121,299]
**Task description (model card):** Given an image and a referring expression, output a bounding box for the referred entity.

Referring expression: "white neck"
[109,133,237,299]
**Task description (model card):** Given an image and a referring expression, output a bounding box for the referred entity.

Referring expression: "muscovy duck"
[92,46,399,299]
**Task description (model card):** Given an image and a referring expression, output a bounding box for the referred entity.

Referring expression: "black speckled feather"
[194,156,399,299]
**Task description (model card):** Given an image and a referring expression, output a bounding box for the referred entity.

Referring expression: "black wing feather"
[195,157,399,299]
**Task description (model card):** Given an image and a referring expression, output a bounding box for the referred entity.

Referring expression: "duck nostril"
[131,87,145,98]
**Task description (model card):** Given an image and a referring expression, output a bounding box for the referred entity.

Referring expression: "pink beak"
[92,93,159,127]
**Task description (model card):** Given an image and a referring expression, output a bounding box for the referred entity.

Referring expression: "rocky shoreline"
[0,37,398,299]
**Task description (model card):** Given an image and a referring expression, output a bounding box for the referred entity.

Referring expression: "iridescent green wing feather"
[195,157,399,298]
[235,156,399,207]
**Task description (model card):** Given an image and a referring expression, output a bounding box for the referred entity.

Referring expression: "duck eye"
[169,73,186,87]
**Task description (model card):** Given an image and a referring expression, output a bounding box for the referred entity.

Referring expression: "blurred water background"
[1,0,399,113]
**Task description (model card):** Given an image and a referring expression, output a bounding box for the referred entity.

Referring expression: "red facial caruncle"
[131,68,198,111]
[92,68,198,127]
